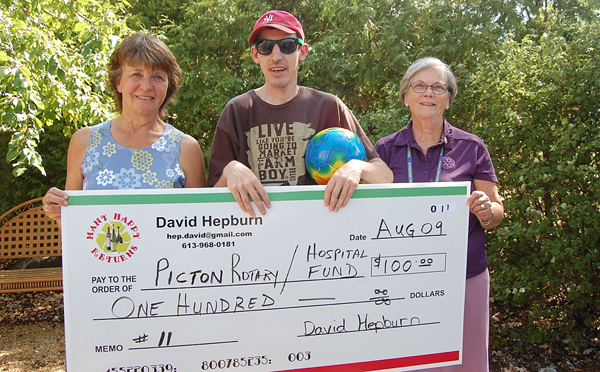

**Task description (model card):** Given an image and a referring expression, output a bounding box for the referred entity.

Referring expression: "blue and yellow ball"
[305,127,367,185]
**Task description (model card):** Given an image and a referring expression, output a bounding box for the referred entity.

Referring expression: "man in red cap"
[208,10,392,217]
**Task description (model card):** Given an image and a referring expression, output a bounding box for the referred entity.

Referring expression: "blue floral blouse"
[81,120,185,190]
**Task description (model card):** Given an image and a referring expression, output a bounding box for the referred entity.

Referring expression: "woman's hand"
[42,187,69,225]
[467,180,504,229]
[468,190,493,221]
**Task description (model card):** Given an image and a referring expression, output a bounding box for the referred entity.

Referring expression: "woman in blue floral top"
[43,33,206,224]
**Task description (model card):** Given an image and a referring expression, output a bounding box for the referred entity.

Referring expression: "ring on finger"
[480,203,485,210]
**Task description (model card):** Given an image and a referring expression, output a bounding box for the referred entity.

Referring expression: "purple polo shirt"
[375,120,498,279]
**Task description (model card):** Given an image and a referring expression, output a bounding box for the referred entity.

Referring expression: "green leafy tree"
[463,12,600,346]
[0,0,130,210]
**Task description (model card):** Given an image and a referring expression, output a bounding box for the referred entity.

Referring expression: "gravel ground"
[0,322,65,372]
[0,292,65,372]
[0,291,598,372]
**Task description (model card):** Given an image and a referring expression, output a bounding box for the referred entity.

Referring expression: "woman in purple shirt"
[375,57,504,372]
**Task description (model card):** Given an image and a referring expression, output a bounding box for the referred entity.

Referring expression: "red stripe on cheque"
[278,351,460,372]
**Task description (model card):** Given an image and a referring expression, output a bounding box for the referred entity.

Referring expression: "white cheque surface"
[62,183,470,372]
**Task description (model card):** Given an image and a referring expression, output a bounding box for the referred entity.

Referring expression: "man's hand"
[217,161,271,217]
[323,158,392,212]
[323,159,363,211]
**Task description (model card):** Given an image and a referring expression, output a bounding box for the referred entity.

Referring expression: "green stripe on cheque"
[67,185,468,206]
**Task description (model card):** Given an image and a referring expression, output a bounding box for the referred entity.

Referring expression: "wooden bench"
[0,197,62,293]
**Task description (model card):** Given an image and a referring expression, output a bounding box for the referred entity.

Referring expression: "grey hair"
[400,57,458,104]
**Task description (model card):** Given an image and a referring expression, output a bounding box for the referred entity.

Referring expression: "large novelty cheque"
[61,182,470,372]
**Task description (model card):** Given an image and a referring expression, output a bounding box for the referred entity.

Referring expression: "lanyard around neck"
[407,145,444,183]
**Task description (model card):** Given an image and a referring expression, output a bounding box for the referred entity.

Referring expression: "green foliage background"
[0,0,130,201]
[1,0,599,349]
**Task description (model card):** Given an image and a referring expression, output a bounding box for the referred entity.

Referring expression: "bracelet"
[478,209,494,226]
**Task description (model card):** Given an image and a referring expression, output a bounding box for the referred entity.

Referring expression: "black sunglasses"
[254,38,304,55]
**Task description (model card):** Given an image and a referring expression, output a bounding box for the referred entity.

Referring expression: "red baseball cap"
[248,10,305,45]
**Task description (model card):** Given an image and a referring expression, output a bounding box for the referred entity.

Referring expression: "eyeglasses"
[410,82,448,95]
[254,38,304,55]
